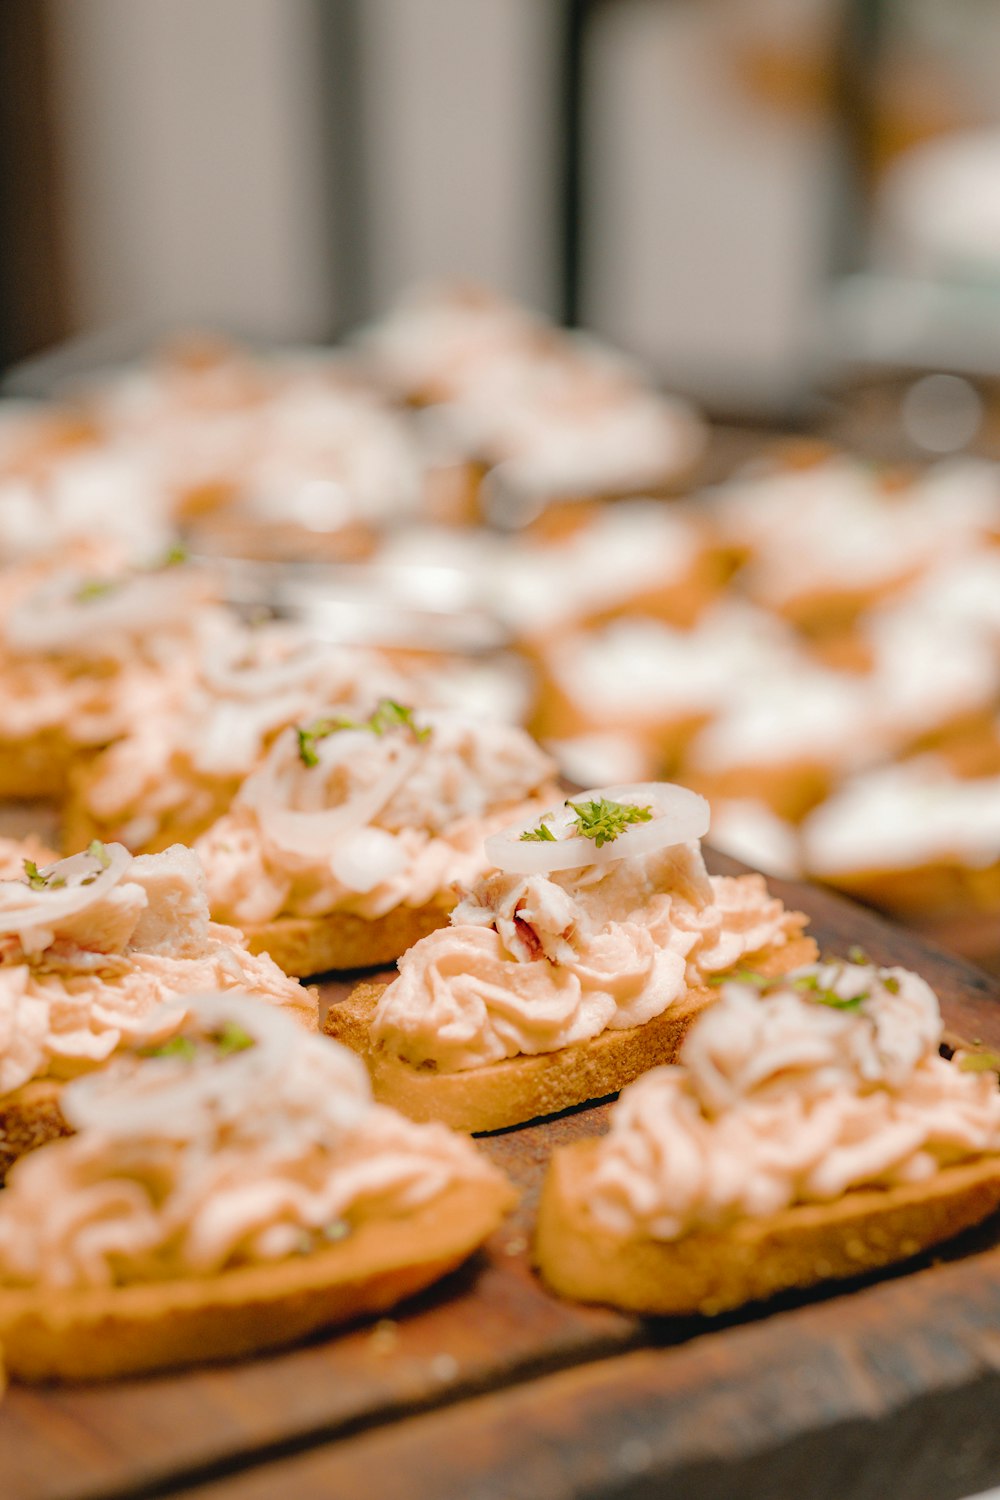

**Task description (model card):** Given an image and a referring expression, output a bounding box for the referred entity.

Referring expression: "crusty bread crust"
[242,898,456,978]
[0,733,100,801]
[325,934,817,1132]
[0,1176,516,1382]
[61,762,239,855]
[818,860,1000,923]
[0,1079,71,1183]
[682,759,833,824]
[535,1139,1000,1315]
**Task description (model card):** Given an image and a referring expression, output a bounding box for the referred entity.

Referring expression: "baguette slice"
[243,898,455,978]
[535,1139,1000,1316]
[0,1176,515,1382]
[325,934,817,1133]
[0,1079,71,1182]
[0,731,96,801]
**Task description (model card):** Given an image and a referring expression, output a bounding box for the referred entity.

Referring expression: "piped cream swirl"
[580,963,1000,1239]
[0,993,507,1290]
[371,844,804,1072]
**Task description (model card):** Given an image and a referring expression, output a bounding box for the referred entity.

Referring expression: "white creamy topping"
[714,458,1000,604]
[356,282,546,397]
[371,841,800,1072]
[0,451,173,565]
[686,667,873,773]
[583,963,1000,1239]
[494,502,707,634]
[895,550,1000,639]
[548,600,799,720]
[802,759,1000,875]
[0,992,504,1290]
[862,606,999,742]
[706,800,802,880]
[237,382,426,527]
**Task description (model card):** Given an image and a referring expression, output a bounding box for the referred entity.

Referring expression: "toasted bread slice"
[325,934,817,1133]
[61,763,239,855]
[0,1175,515,1382]
[242,898,456,978]
[0,732,97,801]
[535,1139,1000,1315]
[0,1079,71,1183]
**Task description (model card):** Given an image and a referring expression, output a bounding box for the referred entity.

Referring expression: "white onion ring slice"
[4,566,211,657]
[0,842,132,933]
[240,725,418,859]
[199,627,339,701]
[483,781,710,875]
[63,992,372,1139]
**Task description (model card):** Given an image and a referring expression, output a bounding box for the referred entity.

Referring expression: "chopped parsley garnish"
[141,1035,199,1061]
[139,1020,256,1062]
[709,967,867,1010]
[79,840,111,886]
[74,577,119,604]
[295,699,431,766]
[22,859,64,891]
[811,989,866,1012]
[708,967,773,988]
[73,545,187,606]
[957,1050,1000,1075]
[211,1020,255,1056]
[883,975,900,994]
[848,945,869,965]
[565,797,653,849]
[520,820,557,843]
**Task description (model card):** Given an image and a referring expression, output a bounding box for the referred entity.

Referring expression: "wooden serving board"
[5,853,1000,1500]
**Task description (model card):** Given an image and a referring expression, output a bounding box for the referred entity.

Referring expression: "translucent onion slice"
[239,726,417,859]
[4,567,210,656]
[484,781,710,876]
[199,628,335,700]
[63,992,372,1139]
[0,843,132,933]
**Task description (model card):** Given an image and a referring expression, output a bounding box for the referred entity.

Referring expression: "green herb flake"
[957,1050,1000,1075]
[883,975,901,994]
[158,542,189,568]
[22,859,48,891]
[520,821,556,843]
[707,968,773,989]
[21,859,65,892]
[295,699,430,766]
[322,1219,350,1242]
[811,989,867,1013]
[140,1035,199,1062]
[87,840,111,870]
[211,1020,255,1056]
[74,577,119,604]
[565,797,653,849]
[847,945,869,965]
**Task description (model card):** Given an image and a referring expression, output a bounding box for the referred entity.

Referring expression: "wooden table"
[5,853,1000,1500]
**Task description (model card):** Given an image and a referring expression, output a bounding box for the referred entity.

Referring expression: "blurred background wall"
[7,0,1000,414]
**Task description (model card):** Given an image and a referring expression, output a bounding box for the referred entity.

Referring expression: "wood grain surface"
[4,850,1000,1500]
